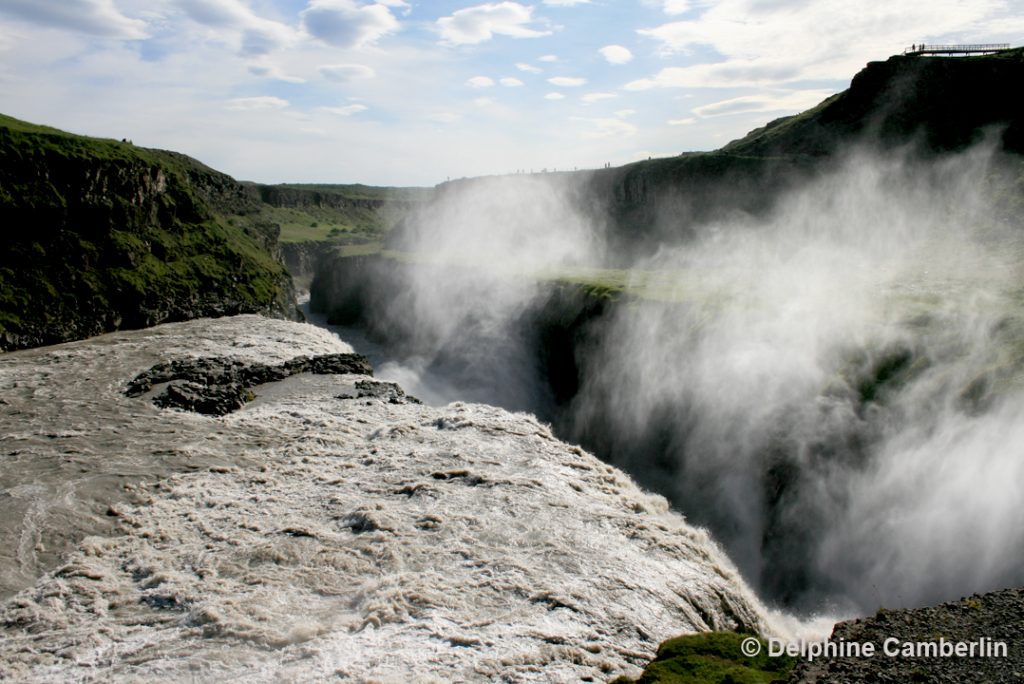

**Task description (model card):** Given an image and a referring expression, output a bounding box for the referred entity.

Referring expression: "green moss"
[620,632,796,684]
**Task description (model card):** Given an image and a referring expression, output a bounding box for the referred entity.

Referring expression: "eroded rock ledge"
[125,352,374,415]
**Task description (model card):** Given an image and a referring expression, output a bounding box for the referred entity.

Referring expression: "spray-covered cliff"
[306,50,1024,617]
[0,114,299,351]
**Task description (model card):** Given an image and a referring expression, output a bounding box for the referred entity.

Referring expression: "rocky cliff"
[254,183,422,213]
[0,114,299,351]
[724,48,1024,158]
[575,49,1024,253]
[281,240,345,289]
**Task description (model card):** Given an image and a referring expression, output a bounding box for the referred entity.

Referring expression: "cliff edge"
[0,114,299,351]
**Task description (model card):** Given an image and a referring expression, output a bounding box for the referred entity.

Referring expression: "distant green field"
[262,205,385,243]
[262,185,431,243]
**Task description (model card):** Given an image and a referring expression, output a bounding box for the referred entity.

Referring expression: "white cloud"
[474,96,496,106]
[500,77,524,87]
[301,0,399,49]
[319,63,376,82]
[248,64,305,83]
[614,109,636,118]
[515,62,542,73]
[547,76,586,87]
[175,0,251,27]
[543,0,590,4]
[544,92,565,100]
[317,104,368,115]
[599,44,633,64]
[225,96,289,110]
[662,0,689,14]
[668,117,696,125]
[691,89,834,118]
[0,0,148,39]
[625,61,799,90]
[582,92,617,103]
[466,75,495,88]
[437,2,550,45]
[634,0,1006,88]
[572,116,638,139]
[176,0,295,55]
[537,54,558,62]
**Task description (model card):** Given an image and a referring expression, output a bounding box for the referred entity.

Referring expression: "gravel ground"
[790,587,1024,682]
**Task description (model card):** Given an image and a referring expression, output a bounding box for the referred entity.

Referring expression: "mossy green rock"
[0,114,298,350]
[615,632,796,684]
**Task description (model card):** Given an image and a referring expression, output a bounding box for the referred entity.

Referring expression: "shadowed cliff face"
[722,49,1024,158]
[308,139,1024,614]
[0,115,299,351]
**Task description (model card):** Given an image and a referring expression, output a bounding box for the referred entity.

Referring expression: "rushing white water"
[0,316,778,682]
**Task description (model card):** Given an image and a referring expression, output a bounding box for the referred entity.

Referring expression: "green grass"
[255,182,432,242]
[614,632,796,684]
[721,95,840,156]
[334,241,386,257]
[262,204,392,243]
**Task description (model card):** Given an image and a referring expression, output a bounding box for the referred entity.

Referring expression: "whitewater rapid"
[0,316,774,682]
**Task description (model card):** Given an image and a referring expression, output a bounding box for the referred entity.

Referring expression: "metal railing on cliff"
[903,43,1011,56]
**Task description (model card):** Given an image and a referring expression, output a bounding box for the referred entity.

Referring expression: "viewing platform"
[903,43,1011,56]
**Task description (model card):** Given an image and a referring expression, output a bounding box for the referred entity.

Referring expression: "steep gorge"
[305,51,1024,615]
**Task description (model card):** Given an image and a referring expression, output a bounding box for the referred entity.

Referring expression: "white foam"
[0,316,784,682]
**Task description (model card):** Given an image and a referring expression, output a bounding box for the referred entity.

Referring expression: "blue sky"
[1,0,1021,185]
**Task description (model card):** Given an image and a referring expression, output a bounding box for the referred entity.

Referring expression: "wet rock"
[354,379,421,404]
[126,352,373,416]
[789,588,1024,683]
[153,381,254,416]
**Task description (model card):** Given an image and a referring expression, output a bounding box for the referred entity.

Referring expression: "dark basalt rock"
[788,587,1024,683]
[353,379,421,404]
[126,352,373,415]
[153,381,254,416]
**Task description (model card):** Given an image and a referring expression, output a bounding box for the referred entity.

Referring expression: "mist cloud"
[572,143,1024,610]
[342,139,1024,615]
